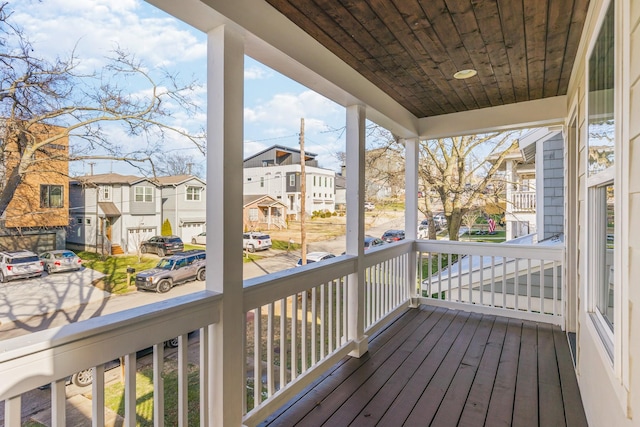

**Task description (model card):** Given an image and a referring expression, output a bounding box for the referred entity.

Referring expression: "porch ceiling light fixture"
[453,69,478,79]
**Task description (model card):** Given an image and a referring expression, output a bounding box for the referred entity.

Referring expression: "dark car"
[381,229,405,243]
[140,235,184,256]
[364,236,386,250]
[136,249,206,293]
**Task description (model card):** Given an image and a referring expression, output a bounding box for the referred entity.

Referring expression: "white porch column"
[404,138,419,306]
[206,24,244,426]
[345,104,368,357]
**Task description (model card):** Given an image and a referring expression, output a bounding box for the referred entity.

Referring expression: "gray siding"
[286,172,299,192]
[244,147,319,168]
[543,134,564,239]
[129,184,158,215]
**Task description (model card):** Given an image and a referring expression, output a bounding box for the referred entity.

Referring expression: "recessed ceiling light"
[453,69,478,79]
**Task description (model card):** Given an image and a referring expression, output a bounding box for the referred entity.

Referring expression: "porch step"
[111,244,124,255]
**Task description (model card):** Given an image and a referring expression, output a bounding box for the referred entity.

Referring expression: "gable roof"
[72,173,148,186]
[243,194,287,208]
[153,175,206,186]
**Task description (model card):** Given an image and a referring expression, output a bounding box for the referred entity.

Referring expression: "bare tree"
[0,3,205,218]
[154,153,205,178]
[365,126,518,241]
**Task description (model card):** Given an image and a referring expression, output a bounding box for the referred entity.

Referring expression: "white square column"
[404,138,419,305]
[206,24,245,426]
[345,104,368,357]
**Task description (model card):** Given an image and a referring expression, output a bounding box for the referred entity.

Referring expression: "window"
[587,1,616,341]
[186,186,202,201]
[76,217,83,224]
[249,208,259,221]
[135,186,153,203]
[324,177,327,187]
[313,176,316,186]
[86,218,91,225]
[40,185,63,208]
[100,185,111,201]
[260,177,264,188]
[289,174,295,187]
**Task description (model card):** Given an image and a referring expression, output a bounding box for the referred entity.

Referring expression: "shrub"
[161,219,173,236]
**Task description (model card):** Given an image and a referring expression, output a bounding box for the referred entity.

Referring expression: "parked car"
[381,229,405,243]
[364,201,375,211]
[0,250,44,283]
[191,232,207,245]
[417,224,429,239]
[39,250,82,274]
[135,249,206,293]
[364,236,386,250]
[296,252,336,266]
[243,232,272,253]
[140,235,184,257]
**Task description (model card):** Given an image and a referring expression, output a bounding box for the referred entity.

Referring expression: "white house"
[68,173,162,254]
[243,145,336,217]
[155,175,207,244]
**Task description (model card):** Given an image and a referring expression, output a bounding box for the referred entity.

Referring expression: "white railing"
[242,241,415,426]
[0,239,565,426]
[511,191,537,212]
[417,240,564,325]
[242,257,356,424]
[0,291,221,427]
[362,242,413,333]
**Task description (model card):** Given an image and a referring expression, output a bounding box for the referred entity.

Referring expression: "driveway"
[0,268,108,327]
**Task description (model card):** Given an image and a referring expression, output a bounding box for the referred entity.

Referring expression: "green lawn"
[78,251,158,294]
[101,364,200,426]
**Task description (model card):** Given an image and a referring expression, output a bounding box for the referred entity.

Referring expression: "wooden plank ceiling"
[264,0,589,118]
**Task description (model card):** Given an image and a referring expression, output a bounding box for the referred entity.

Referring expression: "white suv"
[243,232,272,253]
[0,250,44,283]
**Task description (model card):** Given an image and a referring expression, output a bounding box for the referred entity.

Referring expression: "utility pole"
[300,118,307,265]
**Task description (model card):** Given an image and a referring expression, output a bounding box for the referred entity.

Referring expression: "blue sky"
[11,0,347,176]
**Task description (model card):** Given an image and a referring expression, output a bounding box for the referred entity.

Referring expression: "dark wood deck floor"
[260,305,588,427]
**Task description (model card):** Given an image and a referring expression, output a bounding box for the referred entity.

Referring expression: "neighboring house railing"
[510,190,536,212]
[0,240,564,426]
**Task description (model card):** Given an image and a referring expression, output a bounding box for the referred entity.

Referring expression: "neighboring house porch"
[243,195,287,231]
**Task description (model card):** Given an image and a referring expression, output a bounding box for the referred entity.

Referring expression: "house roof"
[243,194,287,208]
[153,175,206,186]
[72,173,145,185]
[244,145,318,162]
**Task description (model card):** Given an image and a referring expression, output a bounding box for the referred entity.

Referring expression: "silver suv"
[135,250,206,293]
[243,232,272,253]
[0,250,44,283]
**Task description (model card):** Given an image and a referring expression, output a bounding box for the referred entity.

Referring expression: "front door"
[105,218,112,241]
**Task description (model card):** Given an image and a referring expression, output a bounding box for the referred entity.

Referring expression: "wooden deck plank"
[260,305,588,427]
[512,322,539,427]
[342,308,460,426]
[375,310,472,426]
[553,327,589,427]
[538,323,566,427]
[428,315,496,427]
[402,312,486,426]
[457,316,509,427]
[261,306,427,426]
[310,307,448,426]
[484,318,523,426]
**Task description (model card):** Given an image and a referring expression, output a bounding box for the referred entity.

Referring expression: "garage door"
[181,222,205,244]
[0,232,56,253]
[127,227,156,254]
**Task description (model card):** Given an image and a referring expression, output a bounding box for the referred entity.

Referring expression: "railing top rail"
[362,240,414,268]
[0,290,221,364]
[243,256,357,311]
[415,239,564,261]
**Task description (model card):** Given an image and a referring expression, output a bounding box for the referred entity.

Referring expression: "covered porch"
[3,0,635,425]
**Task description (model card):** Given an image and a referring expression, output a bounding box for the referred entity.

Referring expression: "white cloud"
[245,66,270,80]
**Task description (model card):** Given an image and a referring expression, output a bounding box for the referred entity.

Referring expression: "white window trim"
[135,186,154,203]
[186,186,202,201]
